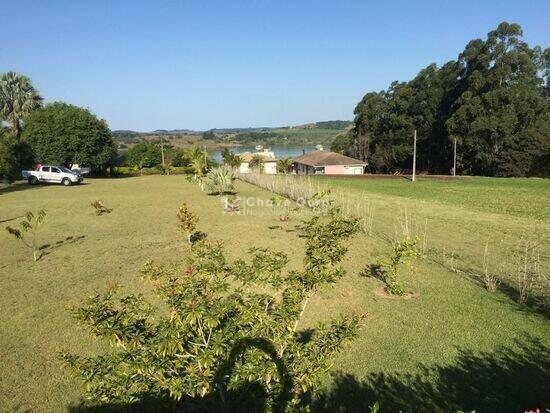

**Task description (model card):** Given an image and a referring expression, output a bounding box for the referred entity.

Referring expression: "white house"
[238,149,278,174]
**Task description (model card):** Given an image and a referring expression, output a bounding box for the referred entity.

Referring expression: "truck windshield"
[59,167,73,173]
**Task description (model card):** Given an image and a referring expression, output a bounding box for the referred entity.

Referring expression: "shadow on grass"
[0,181,91,195]
[314,337,549,413]
[0,181,48,195]
[66,338,549,412]
[429,254,550,319]
[0,214,24,223]
[40,235,86,256]
[207,191,238,196]
[190,231,208,244]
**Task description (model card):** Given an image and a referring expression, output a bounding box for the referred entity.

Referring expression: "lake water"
[209,144,318,163]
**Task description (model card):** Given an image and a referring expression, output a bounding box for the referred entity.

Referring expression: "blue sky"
[1,0,548,131]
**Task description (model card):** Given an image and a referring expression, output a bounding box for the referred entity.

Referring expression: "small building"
[238,149,278,174]
[292,151,365,175]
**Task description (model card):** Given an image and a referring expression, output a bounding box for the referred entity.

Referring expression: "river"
[209,144,318,162]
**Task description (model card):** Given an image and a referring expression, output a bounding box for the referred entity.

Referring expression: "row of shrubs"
[111,165,196,177]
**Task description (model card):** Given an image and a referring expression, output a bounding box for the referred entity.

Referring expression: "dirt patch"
[374,286,418,299]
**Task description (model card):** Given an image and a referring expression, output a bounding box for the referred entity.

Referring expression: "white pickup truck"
[22,165,83,186]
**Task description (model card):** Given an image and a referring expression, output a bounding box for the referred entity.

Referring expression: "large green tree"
[0,127,17,181]
[125,141,162,169]
[446,23,549,176]
[22,102,116,170]
[347,22,549,176]
[0,127,35,180]
[0,72,43,139]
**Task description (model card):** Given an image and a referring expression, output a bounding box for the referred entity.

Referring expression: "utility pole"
[453,138,457,177]
[160,138,165,167]
[412,129,417,182]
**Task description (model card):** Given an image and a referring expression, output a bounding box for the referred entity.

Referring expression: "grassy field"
[318,176,550,222]
[270,127,344,145]
[1,175,549,412]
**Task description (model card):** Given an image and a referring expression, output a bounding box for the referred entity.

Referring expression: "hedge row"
[111,165,195,177]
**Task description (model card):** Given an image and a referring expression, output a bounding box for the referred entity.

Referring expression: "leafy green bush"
[111,166,140,177]
[140,167,161,175]
[60,205,362,411]
[125,141,161,169]
[170,166,194,175]
[111,165,194,177]
[363,237,421,295]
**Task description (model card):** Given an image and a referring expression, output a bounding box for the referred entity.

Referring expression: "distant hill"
[112,129,195,136]
[111,120,351,137]
[111,120,352,146]
[315,120,352,129]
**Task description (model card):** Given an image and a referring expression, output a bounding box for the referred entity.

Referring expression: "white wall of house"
[343,165,364,175]
[239,162,251,173]
[263,162,277,175]
[239,161,277,174]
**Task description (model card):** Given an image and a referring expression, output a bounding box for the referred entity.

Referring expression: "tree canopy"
[23,102,116,170]
[125,141,162,168]
[343,22,549,176]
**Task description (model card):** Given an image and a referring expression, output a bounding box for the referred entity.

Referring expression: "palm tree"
[277,157,293,174]
[221,148,242,169]
[0,72,42,139]
[248,154,264,173]
[185,146,208,176]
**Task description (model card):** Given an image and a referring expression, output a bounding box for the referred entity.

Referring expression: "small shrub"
[6,210,47,261]
[363,236,421,296]
[481,242,499,292]
[155,164,170,175]
[176,202,199,244]
[90,200,112,216]
[514,235,541,305]
[206,166,236,195]
[269,195,293,221]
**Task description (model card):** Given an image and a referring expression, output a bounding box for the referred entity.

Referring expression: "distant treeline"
[112,121,350,145]
[332,22,549,176]
[315,120,352,129]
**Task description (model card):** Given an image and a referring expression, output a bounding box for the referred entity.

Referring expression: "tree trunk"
[11,116,20,140]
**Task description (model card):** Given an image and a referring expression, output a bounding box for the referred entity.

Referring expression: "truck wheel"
[62,178,72,186]
[28,176,38,185]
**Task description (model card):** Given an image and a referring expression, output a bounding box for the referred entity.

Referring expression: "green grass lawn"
[1,175,549,412]
[317,176,550,222]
